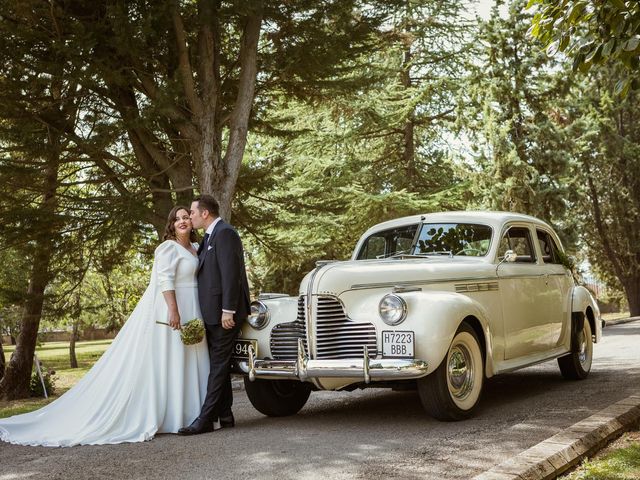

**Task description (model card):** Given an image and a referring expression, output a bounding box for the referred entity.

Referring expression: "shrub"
[29,364,57,397]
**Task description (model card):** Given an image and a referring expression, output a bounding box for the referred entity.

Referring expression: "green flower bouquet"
[156,318,205,345]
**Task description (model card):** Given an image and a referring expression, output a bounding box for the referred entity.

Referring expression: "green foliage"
[238,1,473,293]
[565,65,640,314]
[529,0,640,95]
[29,366,57,398]
[239,95,466,294]
[461,0,576,245]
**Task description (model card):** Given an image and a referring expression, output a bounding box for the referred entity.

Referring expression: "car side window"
[357,225,418,260]
[498,227,536,263]
[536,230,562,264]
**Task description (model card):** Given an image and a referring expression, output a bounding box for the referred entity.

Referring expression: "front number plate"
[232,339,258,359]
[382,331,415,358]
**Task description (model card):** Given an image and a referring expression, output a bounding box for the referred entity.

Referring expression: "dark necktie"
[199,233,210,256]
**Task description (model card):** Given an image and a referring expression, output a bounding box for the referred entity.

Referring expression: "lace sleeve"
[154,241,179,292]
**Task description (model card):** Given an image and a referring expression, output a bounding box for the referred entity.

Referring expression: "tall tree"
[342,0,475,193]
[236,0,474,293]
[566,67,640,315]
[0,248,29,381]
[0,5,136,398]
[2,0,403,227]
[462,0,574,237]
[0,133,63,399]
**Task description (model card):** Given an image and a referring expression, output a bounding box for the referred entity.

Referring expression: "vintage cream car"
[231,212,601,421]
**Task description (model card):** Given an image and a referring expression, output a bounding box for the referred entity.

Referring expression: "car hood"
[299,257,496,295]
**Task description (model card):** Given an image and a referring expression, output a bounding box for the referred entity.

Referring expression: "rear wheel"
[244,378,312,417]
[417,323,484,421]
[558,317,593,380]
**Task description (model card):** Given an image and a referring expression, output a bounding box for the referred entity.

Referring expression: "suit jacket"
[197,220,250,325]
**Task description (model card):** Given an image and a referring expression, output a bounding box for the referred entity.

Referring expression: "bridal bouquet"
[156,318,205,345]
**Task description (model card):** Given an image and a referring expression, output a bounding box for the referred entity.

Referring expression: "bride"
[0,206,210,446]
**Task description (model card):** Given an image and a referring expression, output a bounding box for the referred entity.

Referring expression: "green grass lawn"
[0,339,112,419]
[560,431,640,480]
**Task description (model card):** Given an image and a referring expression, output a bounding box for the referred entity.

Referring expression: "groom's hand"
[221,312,235,330]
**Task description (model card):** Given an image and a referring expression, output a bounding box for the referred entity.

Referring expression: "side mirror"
[505,250,517,263]
[496,250,517,274]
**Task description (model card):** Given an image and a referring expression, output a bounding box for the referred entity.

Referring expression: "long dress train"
[0,240,209,447]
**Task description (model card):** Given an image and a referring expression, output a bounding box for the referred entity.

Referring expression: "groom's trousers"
[199,320,243,422]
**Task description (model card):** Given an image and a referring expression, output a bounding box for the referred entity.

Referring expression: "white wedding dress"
[0,240,209,447]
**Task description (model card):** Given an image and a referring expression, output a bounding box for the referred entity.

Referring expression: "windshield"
[413,223,492,257]
[356,225,419,259]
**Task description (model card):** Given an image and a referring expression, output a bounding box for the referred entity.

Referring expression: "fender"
[239,295,298,358]
[377,290,498,378]
[571,285,602,343]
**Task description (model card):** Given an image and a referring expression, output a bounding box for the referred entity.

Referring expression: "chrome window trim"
[494,222,539,265]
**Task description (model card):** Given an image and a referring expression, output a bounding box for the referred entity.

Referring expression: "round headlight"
[248,301,270,330]
[378,294,407,326]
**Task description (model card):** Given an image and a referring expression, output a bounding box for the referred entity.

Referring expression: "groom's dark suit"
[196,219,250,423]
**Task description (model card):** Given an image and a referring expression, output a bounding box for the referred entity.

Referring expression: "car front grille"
[269,295,378,360]
[269,297,307,360]
[315,296,378,359]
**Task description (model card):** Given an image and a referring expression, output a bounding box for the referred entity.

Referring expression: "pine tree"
[462,0,574,239]
[236,1,475,293]
[566,67,640,315]
[2,0,405,224]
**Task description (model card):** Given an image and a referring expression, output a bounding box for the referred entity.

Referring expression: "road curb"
[604,315,640,326]
[473,391,640,480]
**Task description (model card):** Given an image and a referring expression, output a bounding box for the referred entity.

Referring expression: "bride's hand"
[169,310,181,330]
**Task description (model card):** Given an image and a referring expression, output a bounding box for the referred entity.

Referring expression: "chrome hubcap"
[578,324,591,367]
[448,345,474,400]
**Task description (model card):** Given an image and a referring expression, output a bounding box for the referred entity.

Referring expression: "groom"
[179,194,251,435]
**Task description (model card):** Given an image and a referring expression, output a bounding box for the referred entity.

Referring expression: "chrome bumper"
[234,339,429,384]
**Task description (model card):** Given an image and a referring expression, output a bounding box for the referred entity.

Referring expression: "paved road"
[1,321,638,480]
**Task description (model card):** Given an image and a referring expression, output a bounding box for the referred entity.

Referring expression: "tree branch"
[223,10,263,188]
[171,2,202,116]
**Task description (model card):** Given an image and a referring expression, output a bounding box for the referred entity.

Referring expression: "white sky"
[474,0,509,20]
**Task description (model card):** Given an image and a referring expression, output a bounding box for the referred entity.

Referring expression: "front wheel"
[417,323,484,421]
[558,317,593,380]
[244,378,312,417]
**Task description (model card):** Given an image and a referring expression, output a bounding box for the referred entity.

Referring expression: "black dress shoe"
[178,417,214,436]
[219,413,235,429]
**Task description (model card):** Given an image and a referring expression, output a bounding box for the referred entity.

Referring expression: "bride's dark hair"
[163,206,197,242]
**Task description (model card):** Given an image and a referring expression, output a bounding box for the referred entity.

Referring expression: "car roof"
[362,211,554,235]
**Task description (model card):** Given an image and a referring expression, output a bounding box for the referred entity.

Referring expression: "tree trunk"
[622,278,640,317]
[400,39,416,187]
[0,136,59,400]
[204,11,262,221]
[0,341,5,381]
[69,319,79,369]
[0,249,54,399]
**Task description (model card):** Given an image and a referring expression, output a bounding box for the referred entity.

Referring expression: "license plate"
[232,339,258,359]
[382,331,415,358]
